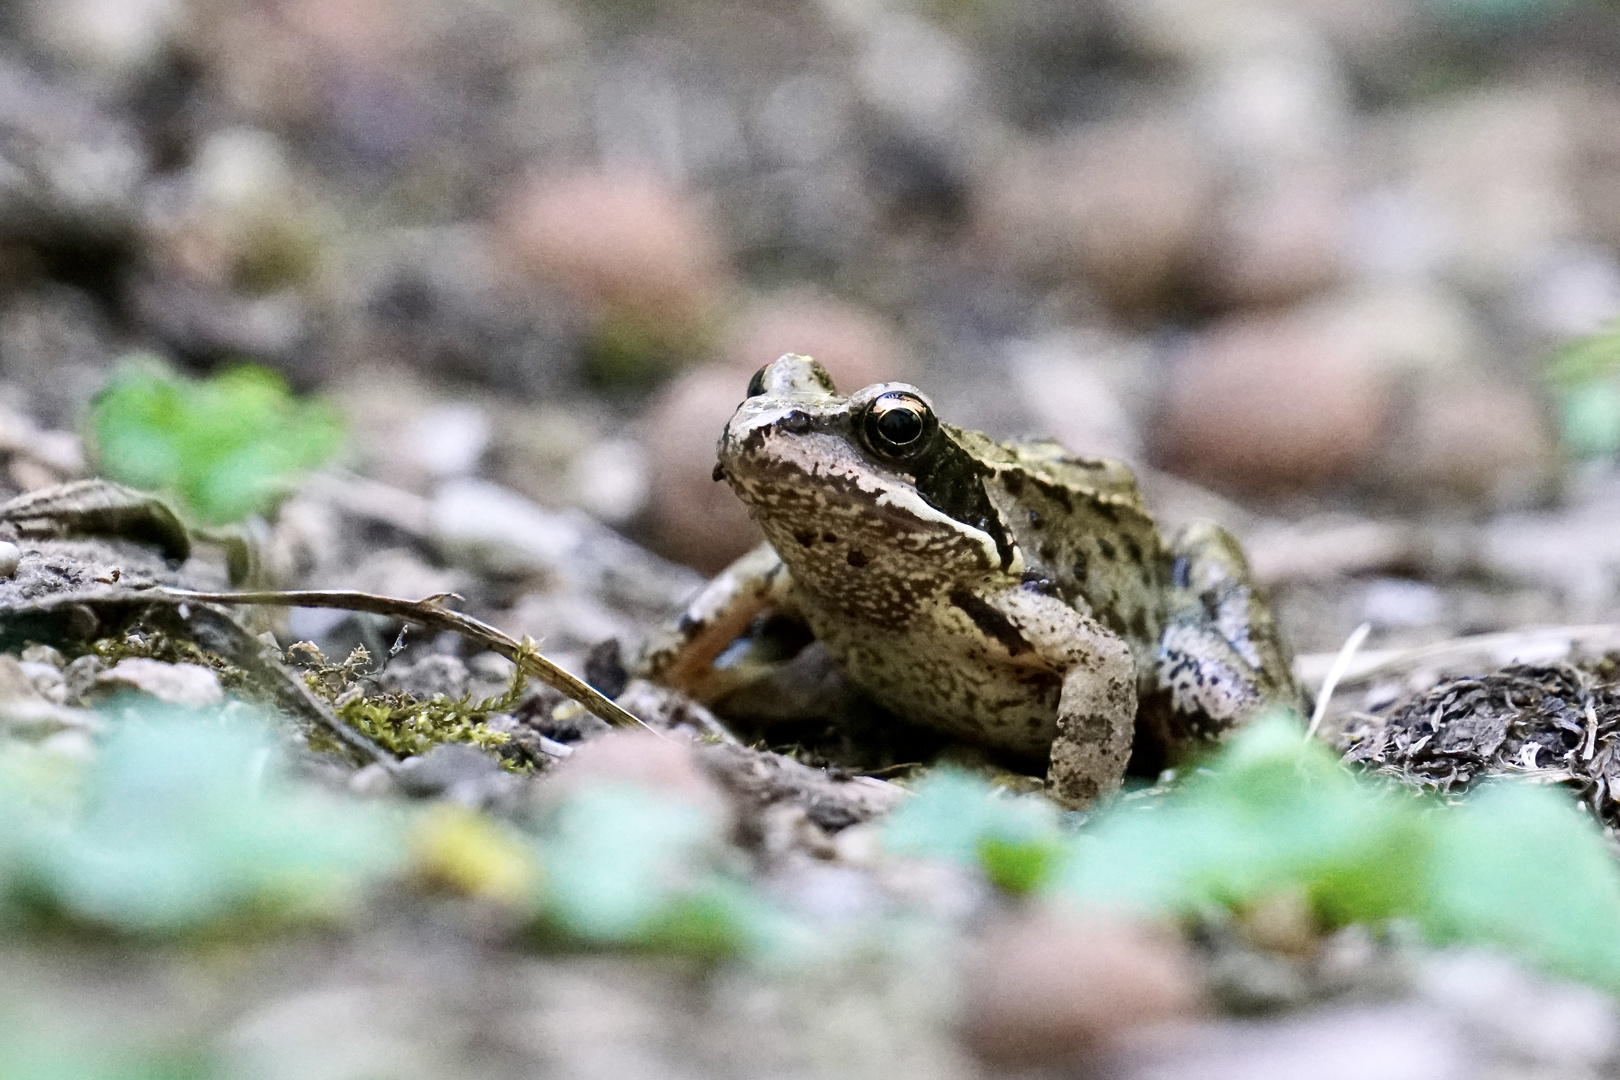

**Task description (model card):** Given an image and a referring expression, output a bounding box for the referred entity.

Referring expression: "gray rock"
[61,653,106,703]
[19,643,65,668]
[380,654,470,701]
[88,657,225,708]
[395,743,513,806]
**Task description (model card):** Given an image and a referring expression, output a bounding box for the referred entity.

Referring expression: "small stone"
[62,654,107,704]
[546,730,728,825]
[89,658,225,708]
[395,743,505,801]
[347,762,396,798]
[1360,578,1444,629]
[428,478,581,579]
[1204,167,1346,306]
[0,541,19,579]
[498,169,729,338]
[1155,312,1390,495]
[17,661,66,703]
[719,290,915,390]
[640,364,763,572]
[400,402,490,480]
[961,905,1203,1068]
[973,117,1216,314]
[380,654,470,701]
[0,654,99,738]
[19,644,65,668]
[1382,375,1558,511]
[565,437,648,527]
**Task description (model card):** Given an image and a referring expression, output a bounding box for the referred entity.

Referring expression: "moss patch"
[289,643,522,763]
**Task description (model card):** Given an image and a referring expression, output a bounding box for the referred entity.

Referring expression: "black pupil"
[874,399,924,445]
[747,367,769,397]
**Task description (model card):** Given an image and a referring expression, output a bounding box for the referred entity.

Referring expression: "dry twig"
[147,586,651,734]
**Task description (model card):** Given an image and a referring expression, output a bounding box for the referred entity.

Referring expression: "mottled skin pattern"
[645,355,1303,805]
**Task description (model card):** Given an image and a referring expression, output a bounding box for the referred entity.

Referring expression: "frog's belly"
[816,624,1064,762]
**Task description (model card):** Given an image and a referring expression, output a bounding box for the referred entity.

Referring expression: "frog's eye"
[860,391,934,457]
[746,366,769,398]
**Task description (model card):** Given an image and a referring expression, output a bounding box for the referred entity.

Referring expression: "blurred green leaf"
[883,768,1061,881]
[1422,781,1620,987]
[87,360,343,525]
[883,715,1620,991]
[1549,321,1620,459]
[538,783,725,943]
[0,1039,216,1080]
[0,706,402,934]
[1056,715,1431,925]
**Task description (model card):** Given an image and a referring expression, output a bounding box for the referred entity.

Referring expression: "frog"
[641,354,1304,806]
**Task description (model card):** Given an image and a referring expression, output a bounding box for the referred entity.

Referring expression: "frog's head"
[715,354,1017,618]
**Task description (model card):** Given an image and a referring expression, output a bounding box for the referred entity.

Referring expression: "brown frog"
[643,355,1303,804]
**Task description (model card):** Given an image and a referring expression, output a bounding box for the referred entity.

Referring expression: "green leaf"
[0,705,402,933]
[1422,781,1620,988]
[538,783,724,943]
[87,359,343,524]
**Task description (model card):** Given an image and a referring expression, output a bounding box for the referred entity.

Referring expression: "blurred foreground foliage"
[9,704,1620,1068]
[87,361,343,525]
[885,714,1620,991]
[0,702,776,954]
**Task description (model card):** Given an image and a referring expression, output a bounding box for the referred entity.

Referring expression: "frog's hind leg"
[1155,521,1304,744]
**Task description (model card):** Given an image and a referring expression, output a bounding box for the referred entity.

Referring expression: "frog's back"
[953,428,1169,652]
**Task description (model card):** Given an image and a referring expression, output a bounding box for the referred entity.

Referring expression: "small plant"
[885,715,1620,992]
[1549,321,1620,461]
[87,360,343,525]
[289,643,519,761]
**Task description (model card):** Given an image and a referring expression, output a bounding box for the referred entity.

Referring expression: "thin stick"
[152,587,651,734]
[1294,624,1620,690]
[1306,622,1371,743]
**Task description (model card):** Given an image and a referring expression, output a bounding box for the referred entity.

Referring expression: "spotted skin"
[646,355,1304,805]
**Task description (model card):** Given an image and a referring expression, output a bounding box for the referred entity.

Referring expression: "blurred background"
[7,0,1620,649]
[12,3,1620,1076]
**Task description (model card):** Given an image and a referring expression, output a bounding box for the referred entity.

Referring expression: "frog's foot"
[635,542,797,702]
[1047,632,1137,807]
[1157,521,1303,741]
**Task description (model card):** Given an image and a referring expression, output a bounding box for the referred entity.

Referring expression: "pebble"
[380,654,470,701]
[639,364,762,572]
[545,730,729,826]
[88,658,226,708]
[19,643,65,668]
[395,743,504,800]
[1155,312,1390,495]
[0,540,18,578]
[400,401,490,480]
[719,289,914,390]
[427,478,581,580]
[498,170,729,337]
[961,906,1203,1068]
[1382,374,1558,510]
[1204,167,1346,306]
[974,117,1215,314]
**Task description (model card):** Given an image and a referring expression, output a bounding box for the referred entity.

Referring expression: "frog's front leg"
[972,587,1138,807]
[1156,521,1304,742]
[636,542,797,702]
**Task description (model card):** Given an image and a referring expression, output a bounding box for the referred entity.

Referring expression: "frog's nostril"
[780,412,813,435]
